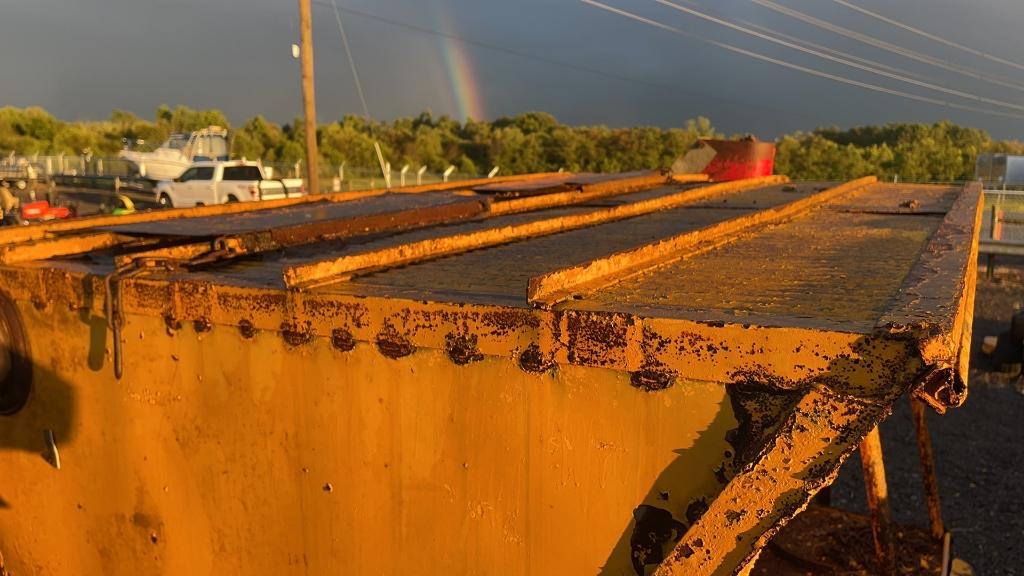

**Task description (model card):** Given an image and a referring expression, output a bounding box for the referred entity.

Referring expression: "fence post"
[400,164,410,187]
[987,205,1003,279]
[488,166,500,178]
[443,165,455,183]
[417,165,427,185]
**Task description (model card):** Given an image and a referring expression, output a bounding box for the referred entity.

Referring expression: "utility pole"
[298,0,320,195]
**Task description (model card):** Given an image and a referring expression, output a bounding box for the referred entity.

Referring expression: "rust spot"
[281,323,313,347]
[565,311,628,367]
[331,328,356,352]
[913,366,966,413]
[725,378,806,471]
[630,505,686,576]
[686,499,708,525]
[518,343,553,373]
[238,319,257,339]
[31,298,46,311]
[445,333,484,366]
[376,332,414,359]
[193,318,212,333]
[163,314,182,332]
[630,369,675,392]
[724,509,746,526]
[714,464,728,484]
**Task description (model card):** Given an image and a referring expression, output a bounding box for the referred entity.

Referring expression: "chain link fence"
[4,153,493,193]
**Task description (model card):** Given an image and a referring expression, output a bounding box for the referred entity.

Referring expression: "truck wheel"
[226,195,239,203]
[158,193,173,208]
[1012,310,1024,342]
[0,292,32,415]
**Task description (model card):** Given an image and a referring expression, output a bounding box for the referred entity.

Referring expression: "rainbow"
[436,16,486,121]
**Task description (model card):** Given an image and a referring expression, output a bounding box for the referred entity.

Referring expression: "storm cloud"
[3,0,1024,138]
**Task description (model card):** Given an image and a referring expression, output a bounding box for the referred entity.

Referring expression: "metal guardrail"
[10,155,492,192]
[979,189,1024,276]
[51,174,157,195]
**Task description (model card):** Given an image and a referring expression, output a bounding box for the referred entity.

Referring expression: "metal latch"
[104,257,180,379]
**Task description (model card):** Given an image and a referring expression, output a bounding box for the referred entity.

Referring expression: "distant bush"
[1,105,1017,181]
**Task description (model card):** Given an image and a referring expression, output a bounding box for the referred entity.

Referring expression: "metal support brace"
[860,425,897,576]
[910,396,946,540]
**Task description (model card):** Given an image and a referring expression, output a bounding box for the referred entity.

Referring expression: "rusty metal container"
[0,171,980,575]
[671,138,776,181]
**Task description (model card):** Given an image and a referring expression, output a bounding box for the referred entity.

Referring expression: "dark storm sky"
[3,0,1024,138]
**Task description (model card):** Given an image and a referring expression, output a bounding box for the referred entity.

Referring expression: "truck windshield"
[223,166,263,181]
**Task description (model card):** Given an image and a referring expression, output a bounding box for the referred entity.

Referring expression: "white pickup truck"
[154,160,304,208]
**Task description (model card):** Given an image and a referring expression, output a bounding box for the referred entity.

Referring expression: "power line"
[751,0,1024,94]
[307,0,822,124]
[651,0,1024,113]
[831,0,1024,73]
[328,0,372,121]
[737,19,928,81]
[579,0,1024,121]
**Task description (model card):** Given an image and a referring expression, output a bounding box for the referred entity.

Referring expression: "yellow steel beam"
[0,189,387,246]
[489,172,703,216]
[670,173,711,185]
[282,175,788,288]
[0,232,145,265]
[0,262,909,391]
[527,177,877,306]
[654,386,889,576]
[878,182,983,411]
[388,171,567,194]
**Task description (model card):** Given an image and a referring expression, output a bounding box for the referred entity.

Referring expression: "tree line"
[2,105,1022,181]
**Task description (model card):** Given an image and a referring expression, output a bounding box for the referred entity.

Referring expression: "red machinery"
[672,137,776,181]
[20,200,74,222]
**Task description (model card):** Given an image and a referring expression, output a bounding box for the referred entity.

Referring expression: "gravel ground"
[831,257,1024,576]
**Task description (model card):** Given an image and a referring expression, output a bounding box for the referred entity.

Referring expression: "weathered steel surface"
[528,177,877,306]
[102,191,485,238]
[283,176,786,288]
[0,173,981,576]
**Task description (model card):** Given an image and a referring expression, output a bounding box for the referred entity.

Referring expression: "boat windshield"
[191,134,229,161]
[163,134,189,151]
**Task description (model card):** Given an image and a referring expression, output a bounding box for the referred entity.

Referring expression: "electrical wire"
[737,19,926,81]
[651,0,1024,113]
[328,0,371,121]
[751,0,1024,94]
[308,0,823,124]
[831,0,1024,73]
[579,0,1024,121]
